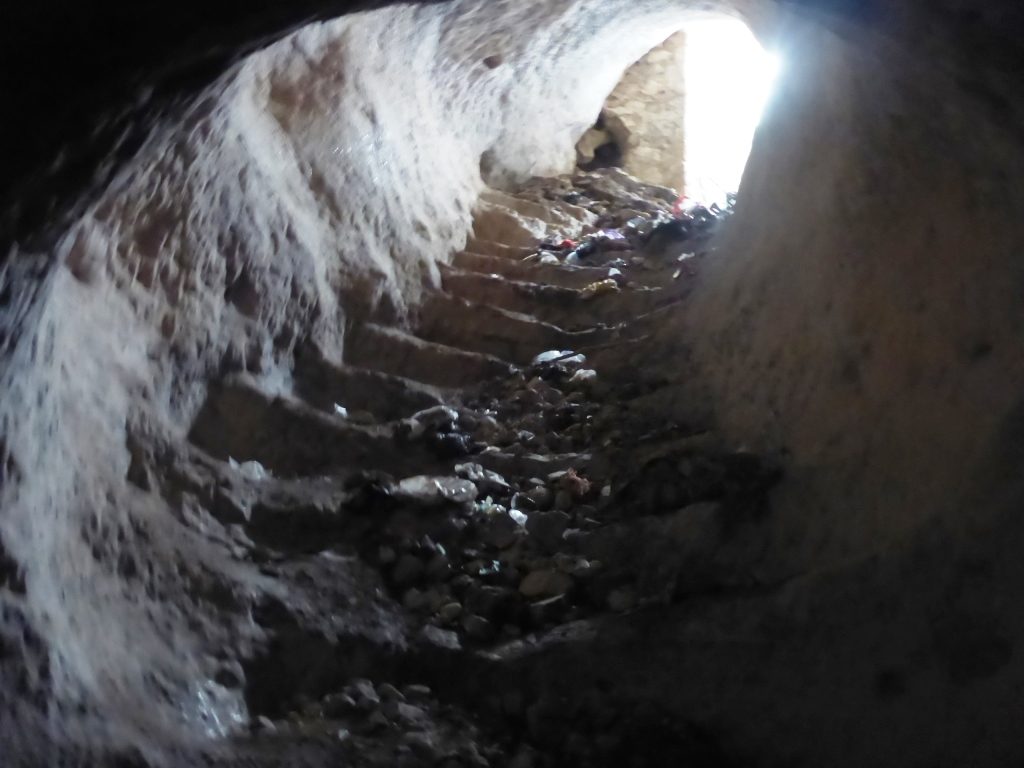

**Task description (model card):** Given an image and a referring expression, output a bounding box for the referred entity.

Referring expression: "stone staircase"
[145,171,774,768]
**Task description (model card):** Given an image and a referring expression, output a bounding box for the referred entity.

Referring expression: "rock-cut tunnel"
[1,1,1024,766]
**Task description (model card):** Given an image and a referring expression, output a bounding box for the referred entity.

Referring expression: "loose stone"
[519,569,573,599]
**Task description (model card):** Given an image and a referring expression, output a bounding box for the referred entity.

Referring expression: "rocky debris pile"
[247,671,730,768]
[249,678,520,768]
[335,348,780,649]
[345,352,605,646]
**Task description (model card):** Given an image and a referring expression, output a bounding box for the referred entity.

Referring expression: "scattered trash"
[595,229,631,252]
[228,457,269,481]
[532,349,583,366]
[671,194,689,217]
[573,240,598,258]
[558,468,592,498]
[412,405,459,430]
[334,403,349,418]
[400,405,459,439]
[650,218,690,241]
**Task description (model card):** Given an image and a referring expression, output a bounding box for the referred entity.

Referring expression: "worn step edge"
[346,322,516,389]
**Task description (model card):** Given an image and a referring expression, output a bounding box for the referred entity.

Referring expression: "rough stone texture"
[1,0,1024,766]
[600,31,687,190]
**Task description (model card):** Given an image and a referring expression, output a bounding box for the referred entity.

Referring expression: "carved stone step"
[477,189,596,234]
[293,346,450,421]
[415,292,612,363]
[451,250,613,290]
[439,267,665,328]
[187,378,443,478]
[345,322,515,388]
[463,236,536,259]
[440,263,579,314]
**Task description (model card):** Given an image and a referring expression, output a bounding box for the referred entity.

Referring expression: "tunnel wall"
[3,0,1024,764]
[631,11,1024,765]
[682,9,1024,571]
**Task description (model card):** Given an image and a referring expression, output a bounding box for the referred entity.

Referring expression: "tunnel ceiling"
[2,0,1024,250]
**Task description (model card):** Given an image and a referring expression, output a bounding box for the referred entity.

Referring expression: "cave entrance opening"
[683,17,781,206]
[575,16,781,207]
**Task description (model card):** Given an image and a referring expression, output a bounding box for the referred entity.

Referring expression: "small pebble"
[423,587,450,612]
[525,485,553,511]
[378,682,405,701]
[419,625,462,650]
[397,702,427,723]
[480,511,521,549]
[438,601,464,623]
[402,731,438,758]
[462,614,494,640]
[349,679,380,706]
[519,569,573,599]
[403,588,426,611]
[526,510,570,551]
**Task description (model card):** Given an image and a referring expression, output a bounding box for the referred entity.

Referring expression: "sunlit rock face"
[599,32,688,190]
[1,0,1024,765]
